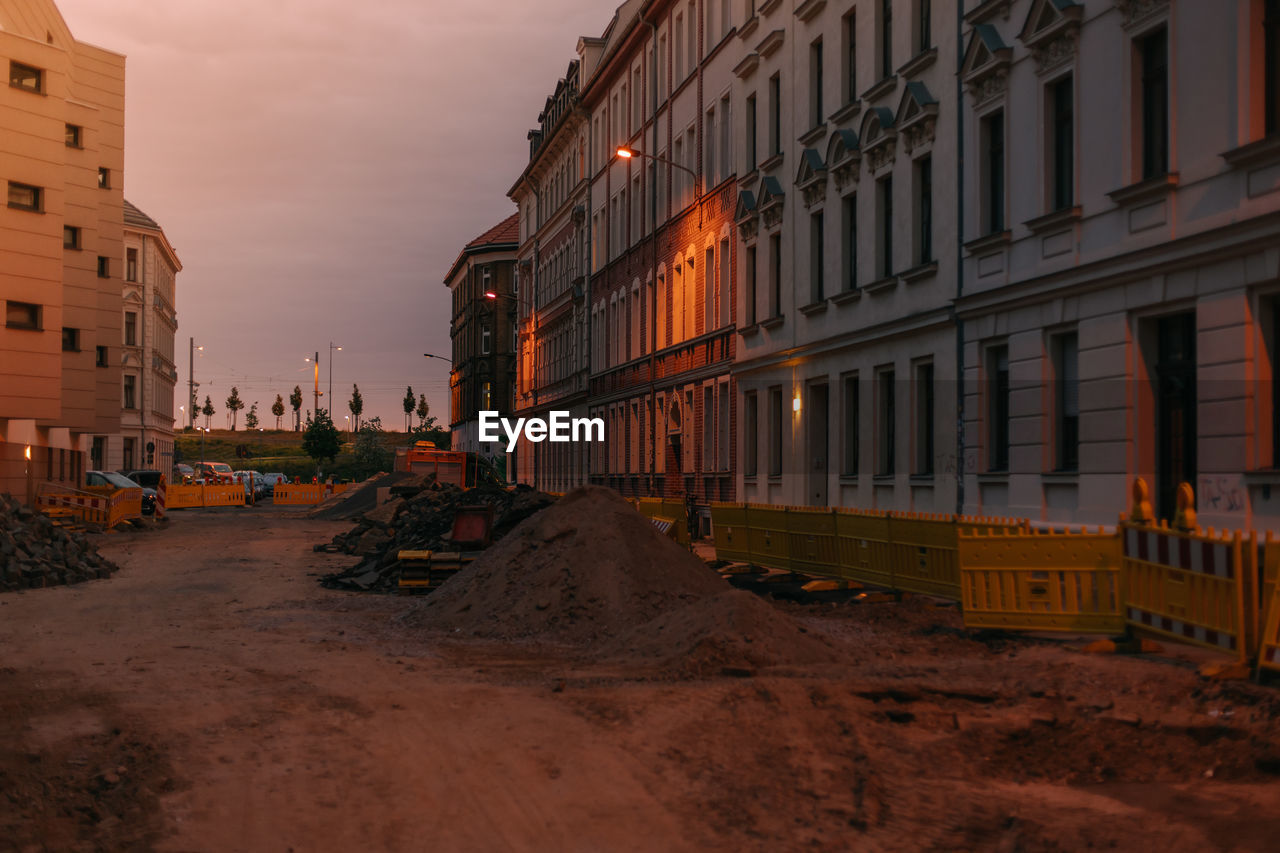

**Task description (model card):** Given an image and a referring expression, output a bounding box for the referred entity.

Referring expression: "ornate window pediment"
[1114,0,1168,29]
[961,24,1012,106]
[826,129,861,192]
[895,82,939,155]
[1019,0,1082,73]
[795,149,828,208]
[735,190,759,242]
[859,106,897,175]
[757,176,785,230]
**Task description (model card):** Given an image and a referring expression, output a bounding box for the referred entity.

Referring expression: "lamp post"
[188,338,204,430]
[422,353,454,364]
[328,341,341,416]
[615,147,701,216]
[305,353,320,417]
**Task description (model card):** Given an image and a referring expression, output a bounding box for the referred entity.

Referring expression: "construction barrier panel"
[746,504,791,571]
[886,513,964,599]
[82,486,142,527]
[36,489,109,526]
[636,498,689,546]
[1122,523,1247,659]
[167,484,205,509]
[788,506,839,576]
[1260,581,1280,674]
[959,527,1125,633]
[203,484,246,507]
[271,483,350,506]
[710,502,751,564]
[834,509,895,587]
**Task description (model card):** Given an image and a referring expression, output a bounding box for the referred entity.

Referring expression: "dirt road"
[3,506,1280,851]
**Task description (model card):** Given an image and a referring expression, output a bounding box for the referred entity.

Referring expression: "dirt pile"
[318,483,557,592]
[406,486,832,674]
[0,494,118,593]
[307,470,425,521]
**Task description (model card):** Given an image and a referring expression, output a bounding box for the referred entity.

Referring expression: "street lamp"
[188,339,204,430]
[329,341,342,415]
[423,353,454,364]
[616,146,699,194]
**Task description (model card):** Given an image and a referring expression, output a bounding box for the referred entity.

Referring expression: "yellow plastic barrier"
[834,509,894,587]
[788,506,838,576]
[885,513,965,599]
[1260,581,1280,674]
[167,484,205,508]
[83,485,142,527]
[203,484,246,507]
[959,527,1125,633]
[711,502,751,564]
[746,504,791,571]
[1122,523,1246,659]
[36,489,109,526]
[636,497,689,546]
[274,484,326,505]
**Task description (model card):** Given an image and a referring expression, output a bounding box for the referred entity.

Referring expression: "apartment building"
[0,0,124,501]
[445,214,519,474]
[508,59,593,493]
[955,0,1280,530]
[107,199,181,474]
[584,0,740,509]
[731,0,960,512]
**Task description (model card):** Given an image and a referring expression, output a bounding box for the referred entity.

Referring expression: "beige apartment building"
[956,0,1280,531]
[0,0,125,501]
[106,199,181,474]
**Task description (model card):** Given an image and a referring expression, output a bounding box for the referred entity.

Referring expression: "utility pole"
[188,337,194,430]
[313,350,320,417]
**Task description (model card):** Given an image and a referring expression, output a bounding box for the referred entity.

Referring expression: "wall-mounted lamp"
[792,392,802,413]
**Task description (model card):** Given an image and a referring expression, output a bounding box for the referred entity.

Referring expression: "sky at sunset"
[53,0,611,431]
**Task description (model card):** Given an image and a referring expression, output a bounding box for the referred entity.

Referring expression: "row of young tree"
[191,384,435,433]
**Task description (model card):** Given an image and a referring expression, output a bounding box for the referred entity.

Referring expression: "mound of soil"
[307,471,424,521]
[407,486,832,673]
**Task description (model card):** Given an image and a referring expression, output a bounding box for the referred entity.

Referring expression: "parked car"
[195,461,234,482]
[121,469,162,489]
[86,470,156,515]
[234,470,269,499]
[174,463,194,481]
[260,473,289,494]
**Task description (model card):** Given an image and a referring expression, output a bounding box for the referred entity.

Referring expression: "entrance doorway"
[807,383,829,506]
[1154,313,1196,522]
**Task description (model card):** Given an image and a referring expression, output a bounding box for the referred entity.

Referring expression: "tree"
[245,402,259,430]
[352,417,392,479]
[201,396,215,429]
[302,409,341,473]
[226,386,245,430]
[290,386,303,431]
[402,385,415,432]
[348,384,364,433]
[416,393,429,427]
[272,394,286,429]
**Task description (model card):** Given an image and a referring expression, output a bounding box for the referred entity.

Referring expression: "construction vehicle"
[393,441,504,488]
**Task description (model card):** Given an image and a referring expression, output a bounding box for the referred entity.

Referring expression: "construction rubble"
[317,481,557,592]
[402,487,834,676]
[0,494,119,593]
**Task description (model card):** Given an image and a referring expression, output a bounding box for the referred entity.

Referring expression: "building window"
[769,74,782,156]
[745,245,757,325]
[5,301,40,329]
[124,311,137,346]
[123,374,137,410]
[98,167,111,189]
[718,237,730,328]
[96,345,108,367]
[1054,333,1079,471]
[718,382,730,470]
[705,246,715,335]
[915,156,932,265]
[914,362,934,475]
[744,391,758,476]
[482,381,492,409]
[97,256,110,279]
[746,93,758,168]
[810,39,824,129]
[481,325,491,355]
[877,368,895,476]
[9,61,42,93]
[7,181,41,212]
[63,225,81,250]
[810,210,825,303]
[843,194,858,291]
[842,374,859,476]
[768,386,783,477]
[880,0,893,80]
[61,327,79,352]
[769,232,782,318]
[1138,27,1169,180]
[982,111,1005,234]
[1268,0,1280,135]
[126,247,138,281]
[123,438,135,472]
[916,0,932,54]
[65,123,82,148]
[843,11,857,104]
[91,437,105,472]
[987,345,1010,472]
[1050,76,1074,210]
[703,386,715,472]
[877,175,893,278]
